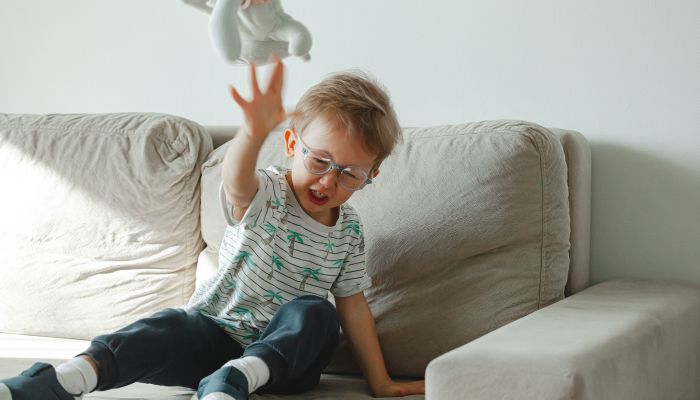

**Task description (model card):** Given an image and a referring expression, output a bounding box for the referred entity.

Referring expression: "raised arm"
[222,57,287,220]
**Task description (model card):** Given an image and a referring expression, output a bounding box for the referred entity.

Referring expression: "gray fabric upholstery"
[552,128,591,295]
[0,113,212,340]
[425,280,700,400]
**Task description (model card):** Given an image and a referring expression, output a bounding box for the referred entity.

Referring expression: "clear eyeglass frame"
[296,133,373,191]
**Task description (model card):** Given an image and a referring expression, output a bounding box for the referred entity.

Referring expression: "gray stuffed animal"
[183,0,312,64]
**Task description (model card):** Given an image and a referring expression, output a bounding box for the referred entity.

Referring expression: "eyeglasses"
[296,133,373,191]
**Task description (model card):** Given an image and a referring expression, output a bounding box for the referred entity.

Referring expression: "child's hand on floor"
[373,379,425,397]
[229,55,288,140]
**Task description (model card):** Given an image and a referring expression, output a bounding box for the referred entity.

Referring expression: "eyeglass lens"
[303,151,367,190]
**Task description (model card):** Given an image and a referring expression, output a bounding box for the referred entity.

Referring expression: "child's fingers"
[267,57,284,95]
[249,63,262,96]
[229,85,247,108]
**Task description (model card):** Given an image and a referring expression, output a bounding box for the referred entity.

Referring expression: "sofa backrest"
[204,124,591,296]
[0,113,212,340]
[200,120,591,377]
[550,128,591,295]
[0,113,591,378]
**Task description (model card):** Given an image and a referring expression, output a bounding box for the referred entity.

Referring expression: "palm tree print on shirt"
[299,267,321,290]
[262,290,284,307]
[345,222,361,236]
[345,222,365,252]
[263,222,277,245]
[323,239,334,261]
[266,197,282,210]
[244,212,259,230]
[241,325,261,342]
[233,251,257,274]
[224,277,237,290]
[234,307,255,325]
[287,229,305,257]
[234,307,261,332]
[221,276,237,301]
[215,318,239,332]
[209,292,223,309]
[280,205,289,224]
[268,255,284,279]
[334,257,348,270]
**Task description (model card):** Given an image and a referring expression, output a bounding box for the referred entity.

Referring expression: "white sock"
[199,394,234,400]
[55,358,98,396]
[224,356,270,394]
[0,383,12,400]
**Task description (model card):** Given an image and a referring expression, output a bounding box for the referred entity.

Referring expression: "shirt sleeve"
[220,169,277,227]
[330,219,372,297]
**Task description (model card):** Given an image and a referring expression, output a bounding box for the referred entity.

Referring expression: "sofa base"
[426,279,700,400]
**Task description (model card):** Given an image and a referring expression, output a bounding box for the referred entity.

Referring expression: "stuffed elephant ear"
[184,0,312,65]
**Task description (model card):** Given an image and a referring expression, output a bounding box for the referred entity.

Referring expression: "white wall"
[1,0,698,286]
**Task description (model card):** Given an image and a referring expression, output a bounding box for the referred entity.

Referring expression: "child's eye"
[343,171,359,180]
[311,157,330,167]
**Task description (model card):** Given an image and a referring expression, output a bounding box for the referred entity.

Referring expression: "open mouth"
[308,188,329,205]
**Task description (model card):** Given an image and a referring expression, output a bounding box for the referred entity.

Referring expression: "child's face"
[284,115,378,225]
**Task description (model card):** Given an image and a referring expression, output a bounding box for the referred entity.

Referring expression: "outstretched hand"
[373,379,425,397]
[229,55,288,140]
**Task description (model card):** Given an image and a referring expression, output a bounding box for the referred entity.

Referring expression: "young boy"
[0,59,424,400]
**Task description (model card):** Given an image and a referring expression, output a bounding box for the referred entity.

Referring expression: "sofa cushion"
[0,113,212,340]
[200,120,570,377]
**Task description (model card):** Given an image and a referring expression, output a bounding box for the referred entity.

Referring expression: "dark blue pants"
[81,295,340,395]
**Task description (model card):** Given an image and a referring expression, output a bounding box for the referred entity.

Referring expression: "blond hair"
[290,71,401,170]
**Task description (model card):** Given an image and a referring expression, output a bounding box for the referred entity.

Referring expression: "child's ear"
[372,167,380,178]
[284,129,297,157]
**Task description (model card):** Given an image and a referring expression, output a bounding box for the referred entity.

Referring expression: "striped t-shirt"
[187,165,371,346]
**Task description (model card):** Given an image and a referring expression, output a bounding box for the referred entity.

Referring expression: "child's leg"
[81,308,243,391]
[196,295,340,399]
[0,308,243,399]
[250,295,340,394]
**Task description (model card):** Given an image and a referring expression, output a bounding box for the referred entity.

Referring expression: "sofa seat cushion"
[0,334,417,399]
[200,120,571,377]
[0,113,212,340]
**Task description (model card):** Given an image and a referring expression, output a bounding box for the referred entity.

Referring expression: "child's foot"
[0,363,77,400]
[196,366,249,400]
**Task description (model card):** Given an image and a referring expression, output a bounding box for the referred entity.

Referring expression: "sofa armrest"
[425,280,700,400]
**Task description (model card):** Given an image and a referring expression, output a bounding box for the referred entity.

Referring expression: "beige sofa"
[0,113,698,400]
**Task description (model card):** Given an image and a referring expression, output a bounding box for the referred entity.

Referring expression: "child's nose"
[318,170,338,188]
